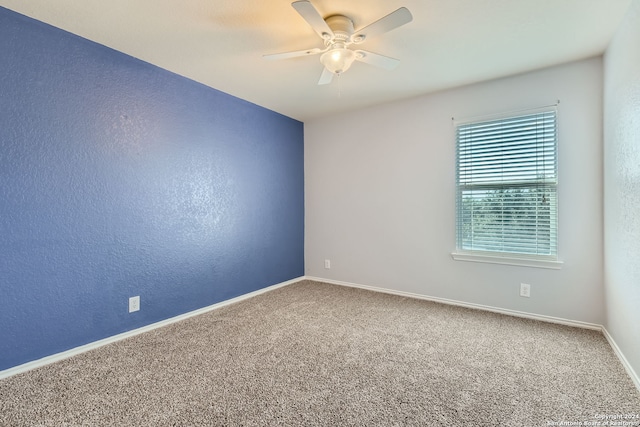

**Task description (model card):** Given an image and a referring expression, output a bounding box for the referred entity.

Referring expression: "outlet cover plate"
[129,296,140,312]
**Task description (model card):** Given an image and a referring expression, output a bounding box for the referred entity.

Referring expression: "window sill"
[451,252,563,270]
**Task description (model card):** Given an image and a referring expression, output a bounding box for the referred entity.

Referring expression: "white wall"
[603,0,640,381]
[305,57,604,324]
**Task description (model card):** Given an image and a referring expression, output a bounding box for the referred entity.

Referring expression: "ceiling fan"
[264,1,413,85]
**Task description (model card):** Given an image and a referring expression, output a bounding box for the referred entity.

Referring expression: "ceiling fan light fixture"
[320,47,356,74]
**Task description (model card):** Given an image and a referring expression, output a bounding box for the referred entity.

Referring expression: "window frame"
[451,106,563,270]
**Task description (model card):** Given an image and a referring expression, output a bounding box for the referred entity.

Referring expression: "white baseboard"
[306,276,601,330]
[602,327,640,393]
[305,275,640,394]
[4,275,639,395]
[0,276,305,380]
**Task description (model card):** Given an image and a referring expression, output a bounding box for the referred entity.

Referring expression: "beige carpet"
[1,280,639,426]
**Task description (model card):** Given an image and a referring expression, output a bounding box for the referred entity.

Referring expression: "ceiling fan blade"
[263,47,323,61]
[351,7,413,43]
[354,50,400,70]
[318,67,334,85]
[292,1,334,40]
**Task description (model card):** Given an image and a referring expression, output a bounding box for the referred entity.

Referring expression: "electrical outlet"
[520,283,531,298]
[129,296,140,313]
[324,259,331,269]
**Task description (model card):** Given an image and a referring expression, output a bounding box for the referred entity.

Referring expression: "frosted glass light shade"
[320,48,356,74]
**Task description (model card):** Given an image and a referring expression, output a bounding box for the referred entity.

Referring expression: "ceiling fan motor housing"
[324,15,354,46]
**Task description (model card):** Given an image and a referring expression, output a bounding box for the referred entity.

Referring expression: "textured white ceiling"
[0,0,632,121]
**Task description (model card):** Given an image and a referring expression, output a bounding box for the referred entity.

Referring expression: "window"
[453,107,560,268]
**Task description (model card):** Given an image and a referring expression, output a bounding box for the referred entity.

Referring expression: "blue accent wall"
[0,7,304,371]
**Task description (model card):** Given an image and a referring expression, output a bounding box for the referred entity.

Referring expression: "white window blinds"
[455,108,558,259]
